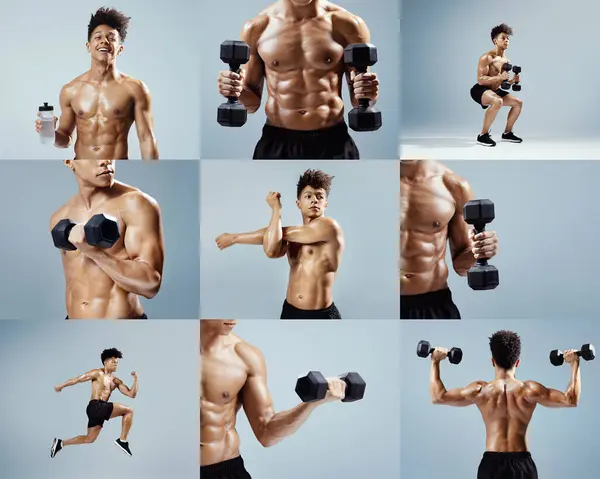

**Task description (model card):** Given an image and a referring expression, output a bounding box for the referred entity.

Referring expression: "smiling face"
[201,320,238,336]
[86,25,124,62]
[65,160,116,188]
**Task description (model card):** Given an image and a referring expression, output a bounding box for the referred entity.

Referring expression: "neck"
[200,328,225,354]
[495,368,515,380]
[400,160,426,180]
[89,60,120,82]
[103,367,113,375]
[76,181,112,210]
[283,0,320,20]
[302,214,322,225]
[494,46,506,57]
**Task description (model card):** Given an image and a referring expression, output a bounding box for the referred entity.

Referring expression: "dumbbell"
[416,340,463,364]
[51,214,120,251]
[295,371,366,403]
[550,344,596,366]
[511,65,522,91]
[217,40,250,127]
[463,199,499,290]
[501,63,513,90]
[343,43,382,132]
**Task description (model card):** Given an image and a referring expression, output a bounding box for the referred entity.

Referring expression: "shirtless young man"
[51,348,138,458]
[400,160,498,319]
[470,23,523,147]
[50,160,164,319]
[215,169,344,319]
[34,8,159,160]
[200,320,348,478]
[430,330,582,479]
[217,0,380,160]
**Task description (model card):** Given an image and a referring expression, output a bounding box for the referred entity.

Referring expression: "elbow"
[477,78,486,86]
[264,248,279,259]
[431,395,444,405]
[258,436,278,448]
[140,272,162,299]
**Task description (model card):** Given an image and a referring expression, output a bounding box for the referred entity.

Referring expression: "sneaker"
[50,438,62,458]
[477,132,496,147]
[114,438,132,456]
[501,131,523,143]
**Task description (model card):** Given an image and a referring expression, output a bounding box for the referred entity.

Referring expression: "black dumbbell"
[295,371,366,403]
[550,344,596,366]
[511,65,522,91]
[416,340,463,364]
[217,40,250,127]
[343,43,382,132]
[501,63,513,90]
[463,199,499,290]
[51,214,120,251]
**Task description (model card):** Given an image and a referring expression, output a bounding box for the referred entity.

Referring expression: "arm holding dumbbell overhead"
[240,344,345,448]
[430,348,486,406]
[72,193,164,299]
[524,350,581,408]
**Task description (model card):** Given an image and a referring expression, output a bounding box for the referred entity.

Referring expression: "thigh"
[481,90,501,107]
[502,94,521,106]
[109,402,132,418]
[87,426,102,440]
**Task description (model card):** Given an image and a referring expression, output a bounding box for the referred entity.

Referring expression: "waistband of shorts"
[262,121,349,139]
[200,455,245,474]
[88,399,109,405]
[401,287,452,306]
[66,312,148,320]
[483,451,532,459]
[283,299,336,313]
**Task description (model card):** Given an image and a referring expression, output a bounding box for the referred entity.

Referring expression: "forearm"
[263,208,284,258]
[85,250,161,299]
[478,75,501,87]
[430,361,447,403]
[131,379,138,398]
[61,377,79,388]
[453,247,476,276]
[140,137,159,160]
[565,363,581,405]
[54,129,72,148]
[239,87,261,113]
[259,402,319,447]
[233,228,267,245]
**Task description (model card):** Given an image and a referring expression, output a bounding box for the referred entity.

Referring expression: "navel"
[271,60,279,67]
[114,109,121,115]
[325,56,332,64]
[433,221,441,228]
[222,391,230,400]
[299,109,307,115]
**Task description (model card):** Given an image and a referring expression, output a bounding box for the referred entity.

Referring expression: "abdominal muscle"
[200,399,241,466]
[401,229,451,295]
[73,117,132,160]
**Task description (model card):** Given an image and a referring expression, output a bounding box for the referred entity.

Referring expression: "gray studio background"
[0,320,198,479]
[0,0,200,159]
[200,160,399,319]
[400,319,600,478]
[401,0,600,138]
[437,160,600,319]
[199,0,400,159]
[224,320,400,479]
[0,161,199,319]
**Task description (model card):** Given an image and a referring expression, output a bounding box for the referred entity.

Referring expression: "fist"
[431,347,448,362]
[513,74,520,83]
[563,350,580,365]
[67,223,93,253]
[470,230,498,260]
[351,71,379,101]
[500,71,510,81]
[35,112,57,133]
[131,371,138,378]
[266,191,282,210]
[218,69,245,98]
[54,385,63,393]
[215,233,236,250]
[323,377,347,402]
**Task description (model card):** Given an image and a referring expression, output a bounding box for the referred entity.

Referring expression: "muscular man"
[217,0,380,160]
[34,8,159,160]
[400,160,498,319]
[200,320,348,478]
[430,330,581,479]
[215,169,344,319]
[51,348,137,458]
[470,23,523,147]
[50,160,164,319]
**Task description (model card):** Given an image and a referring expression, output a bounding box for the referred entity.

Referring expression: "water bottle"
[39,102,55,144]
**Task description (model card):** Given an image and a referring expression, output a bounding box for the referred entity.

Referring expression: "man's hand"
[350,72,379,101]
[266,192,282,210]
[35,112,57,134]
[67,224,96,254]
[54,385,63,393]
[215,233,236,250]
[431,347,448,363]
[218,69,246,98]
[131,371,138,379]
[321,377,347,403]
[469,229,498,260]
[513,74,520,84]
[563,350,580,366]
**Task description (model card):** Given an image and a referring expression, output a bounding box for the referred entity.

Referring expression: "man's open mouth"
[98,48,111,53]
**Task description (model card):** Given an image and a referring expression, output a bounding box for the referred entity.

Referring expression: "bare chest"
[488,57,509,77]
[71,84,134,121]
[201,355,247,406]
[259,19,344,72]
[401,178,456,234]
[288,241,329,265]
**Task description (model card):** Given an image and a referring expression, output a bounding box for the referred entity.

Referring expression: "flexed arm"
[429,348,485,407]
[524,350,581,408]
[55,369,98,392]
[115,372,139,399]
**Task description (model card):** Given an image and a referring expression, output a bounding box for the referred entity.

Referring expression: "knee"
[126,408,134,417]
[514,97,523,107]
[490,97,503,109]
[86,435,97,444]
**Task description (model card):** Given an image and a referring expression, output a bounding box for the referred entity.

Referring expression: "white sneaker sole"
[501,138,522,143]
[50,439,58,458]
[477,140,495,147]
[114,440,132,457]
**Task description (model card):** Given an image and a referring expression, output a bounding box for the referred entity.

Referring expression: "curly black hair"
[296,169,334,199]
[489,330,521,370]
[491,23,513,42]
[88,7,131,42]
[101,347,123,364]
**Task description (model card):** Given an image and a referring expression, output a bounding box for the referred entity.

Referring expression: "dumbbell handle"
[226,64,243,104]
[471,224,489,266]
[556,349,585,358]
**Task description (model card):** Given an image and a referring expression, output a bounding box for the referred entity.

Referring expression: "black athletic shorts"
[201,456,252,479]
[401,288,461,319]
[477,452,538,479]
[280,299,342,320]
[252,122,359,159]
[86,399,114,428]
[65,313,148,320]
[470,84,510,109]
